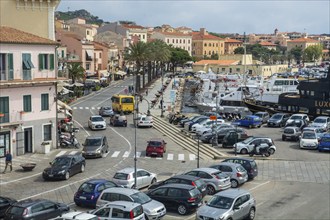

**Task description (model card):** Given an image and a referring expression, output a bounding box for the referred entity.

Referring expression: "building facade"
[287,37,321,51]
[151,31,192,55]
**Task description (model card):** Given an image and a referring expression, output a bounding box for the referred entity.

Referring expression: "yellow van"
[111,95,135,113]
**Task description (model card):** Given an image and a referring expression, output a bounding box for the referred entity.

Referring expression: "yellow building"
[192,28,225,58]
[287,37,321,51]
[0,0,60,40]
[224,38,243,54]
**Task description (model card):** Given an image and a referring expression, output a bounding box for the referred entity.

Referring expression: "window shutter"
[39,54,43,70]
[50,54,54,70]
[8,53,14,80]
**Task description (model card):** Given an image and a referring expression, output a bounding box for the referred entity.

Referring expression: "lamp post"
[197,134,200,168]
[133,70,139,189]
[160,65,164,118]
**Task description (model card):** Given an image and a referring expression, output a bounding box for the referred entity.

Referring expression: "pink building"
[0,26,58,157]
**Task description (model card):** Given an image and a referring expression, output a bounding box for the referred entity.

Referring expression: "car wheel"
[177,204,187,215]
[231,179,239,188]
[247,207,256,220]
[65,171,70,180]
[80,164,85,173]
[269,148,275,155]
[282,136,285,141]
[131,184,136,189]
[240,148,248,154]
[207,185,216,195]
[151,178,157,185]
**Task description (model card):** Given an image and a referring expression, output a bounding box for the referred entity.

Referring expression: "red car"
[146,138,167,157]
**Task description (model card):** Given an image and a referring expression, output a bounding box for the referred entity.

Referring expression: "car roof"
[284,126,300,129]
[101,201,141,210]
[215,188,250,198]
[56,155,76,159]
[13,199,50,207]
[157,183,195,190]
[85,136,104,140]
[255,112,267,114]
[223,157,255,163]
[290,114,307,117]
[102,187,139,195]
[219,162,242,167]
[91,115,103,117]
[84,179,111,184]
[321,133,330,138]
[116,168,146,174]
[314,116,329,119]
[148,138,164,142]
[170,174,200,181]
[191,167,220,173]
[245,115,259,118]
[60,211,97,219]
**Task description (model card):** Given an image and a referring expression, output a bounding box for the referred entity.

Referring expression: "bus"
[111,95,135,113]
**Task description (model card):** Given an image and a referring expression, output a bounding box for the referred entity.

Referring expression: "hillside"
[55,9,105,25]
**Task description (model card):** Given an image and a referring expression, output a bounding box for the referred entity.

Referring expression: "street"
[0,77,329,220]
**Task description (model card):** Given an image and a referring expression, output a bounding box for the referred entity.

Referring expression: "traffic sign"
[210,115,217,120]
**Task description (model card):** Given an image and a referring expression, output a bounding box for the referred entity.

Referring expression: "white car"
[310,116,330,131]
[53,211,98,220]
[196,123,232,136]
[88,115,106,130]
[286,114,310,126]
[112,168,157,189]
[234,137,276,154]
[136,114,153,128]
[192,119,225,133]
[299,131,319,149]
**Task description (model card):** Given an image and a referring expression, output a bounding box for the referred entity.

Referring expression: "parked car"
[310,116,330,131]
[82,135,109,158]
[74,179,120,208]
[99,106,114,117]
[233,115,262,128]
[222,158,258,180]
[285,114,310,126]
[148,174,207,197]
[90,201,145,220]
[254,112,270,124]
[318,133,330,152]
[43,154,85,180]
[96,188,166,220]
[222,131,250,148]
[211,127,247,144]
[267,113,290,127]
[200,127,236,143]
[184,116,208,131]
[192,119,225,133]
[110,114,127,127]
[146,184,203,215]
[210,162,248,188]
[302,126,326,139]
[285,119,308,130]
[184,168,231,195]
[196,123,232,136]
[145,138,166,157]
[179,115,199,127]
[4,199,69,220]
[136,114,153,128]
[0,196,17,218]
[234,137,276,155]
[196,189,256,220]
[112,168,157,189]
[299,131,319,149]
[88,115,106,130]
[54,211,98,220]
[282,126,302,141]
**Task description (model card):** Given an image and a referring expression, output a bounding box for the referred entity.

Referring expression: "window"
[86,63,90,70]
[151,188,167,196]
[41,94,49,110]
[168,188,182,197]
[219,165,232,172]
[0,53,13,81]
[0,97,9,123]
[31,203,44,213]
[22,53,34,70]
[43,124,52,141]
[188,40,190,43]
[186,171,198,176]
[111,208,127,218]
[95,208,110,217]
[42,201,56,210]
[99,53,102,58]
[39,54,54,70]
[167,39,169,43]
[23,95,32,112]
[180,39,182,43]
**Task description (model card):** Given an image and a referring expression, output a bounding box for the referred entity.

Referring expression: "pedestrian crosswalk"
[0,153,51,169]
[73,106,101,110]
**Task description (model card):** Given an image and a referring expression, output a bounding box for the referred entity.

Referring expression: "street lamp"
[196,134,200,168]
[160,65,164,118]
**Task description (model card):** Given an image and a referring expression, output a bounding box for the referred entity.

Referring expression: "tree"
[304,45,323,62]
[234,47,244,54]
[289,47,303,64]
[169,47,192,72]
[68,62,85,84]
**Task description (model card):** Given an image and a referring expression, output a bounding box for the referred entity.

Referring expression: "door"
[149,188,169,208]
[0,131,10,158]
[136,171,144,188]
[24,127,33,153]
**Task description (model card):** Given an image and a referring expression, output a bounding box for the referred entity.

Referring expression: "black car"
[82,135,109,158]
[147,184,203,215]
[222,158,258,180]
[4,199,69,220]
[267,113,290,127]
[201,127,239,144]
[0,197,17,218]
[43,154,86,180]
[212,128,247,144]
[148,175,207,197]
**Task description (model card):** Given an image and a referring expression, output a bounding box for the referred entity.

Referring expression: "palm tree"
[148,40,171,79]
[68,62,85,84]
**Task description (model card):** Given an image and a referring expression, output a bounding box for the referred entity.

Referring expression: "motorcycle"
[249,143,275,157]
[59,132,80,148]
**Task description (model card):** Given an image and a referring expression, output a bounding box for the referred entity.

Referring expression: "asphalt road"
[0,78,329,220]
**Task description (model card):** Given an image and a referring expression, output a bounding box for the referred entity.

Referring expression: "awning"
[115,71,127,76]
[85,50,93,58]
[58,100,72,111]
[73,82,84,87]
[99,70,110,77]
[60,87,73,95]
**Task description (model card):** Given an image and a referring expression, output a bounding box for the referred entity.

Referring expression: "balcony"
[0,70,14,81]
[23,70,32,80]
[0,113,9,124]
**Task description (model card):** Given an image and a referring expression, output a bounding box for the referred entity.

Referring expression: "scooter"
[249,143,275,157]
[59,132,80,148]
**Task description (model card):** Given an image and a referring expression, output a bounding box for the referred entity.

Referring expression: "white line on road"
[156,157,162,160]
[69,151,78,155]
[167,154,174,160]
[73,107,77,109]
[123,151,130,158]
[91,107,95,110]
[178,154,184,161]
[136,152,141,158]
[79,107,83,109]
[56,151,67,157]
[85,107,89,109]
[111,151,120,157]
[189,154,196,160]
[250,181,271,191]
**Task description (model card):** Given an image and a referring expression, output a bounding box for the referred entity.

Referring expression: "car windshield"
[78,182,96,193]
[194,179,205,188]
[131,192,152,204]
[271,114,282,120]
[207,195,234,209]
[212,171,228,179]
[85,138,102,146]
[102,107,112,110]
[255,114,263,118]
[189,188,201,197]
[314,118,326,123]
[148,141,162,147]
[92,117,104,122]
[7,206,25,215]
[242,137,254,144]
[321,137,330,142]
[291,115,302,120]
[302,132,316,139]
[52,157,71,166]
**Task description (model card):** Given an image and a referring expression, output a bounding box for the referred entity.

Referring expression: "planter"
[0,113,4,117]
[20,163,36,171]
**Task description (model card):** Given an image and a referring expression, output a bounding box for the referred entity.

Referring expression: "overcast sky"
[57,0,330,35]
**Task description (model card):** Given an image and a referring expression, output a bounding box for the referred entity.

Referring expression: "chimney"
[200,28,207,35]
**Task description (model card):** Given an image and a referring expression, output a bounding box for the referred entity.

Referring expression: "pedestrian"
[146,89,148,96]
[2,151,12,173]
[124,87,128,94]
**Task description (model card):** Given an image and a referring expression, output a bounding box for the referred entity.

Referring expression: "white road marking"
[136,152,141,158]
[79,107,83,109]
[123,151,130,158]
[178,154,184,161]
[69,151,78,155]
[56,151,67,157]
[156,157,162,160]
[167,154,174,160]
[189,154,196,160]
[73,107,77,109]
[111,151,120,157]
[85,107,89,109]
[250,181,271,191]
[91,107,95,110]
[97,107,101,110]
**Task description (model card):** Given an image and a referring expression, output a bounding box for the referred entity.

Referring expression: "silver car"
[98,106,114,117]
[96,187,166,220]
[210,162,248,188]
[196,188,256,220]
[234,137,276,155]
[112,168,157,189]
[185,168,231,195]
[310,116,330,131]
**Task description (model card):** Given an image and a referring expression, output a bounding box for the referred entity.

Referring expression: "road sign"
[210,115,217,120]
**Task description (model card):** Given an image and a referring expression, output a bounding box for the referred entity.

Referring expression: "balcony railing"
[23,70,32,80]
[0,113,9,124]
[0,70,14,81]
